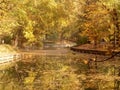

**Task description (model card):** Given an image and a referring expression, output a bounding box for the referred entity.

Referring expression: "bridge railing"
[0,54,21,64]
[0,53,36,64]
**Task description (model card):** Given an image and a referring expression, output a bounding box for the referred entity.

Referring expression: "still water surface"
[0,50,120,90]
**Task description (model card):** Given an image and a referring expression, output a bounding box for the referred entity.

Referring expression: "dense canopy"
[0,0,120,49]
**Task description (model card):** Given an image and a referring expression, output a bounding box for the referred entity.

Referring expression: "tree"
[100,0,120,49]
[78,0,111,48]
[0,0,17,43]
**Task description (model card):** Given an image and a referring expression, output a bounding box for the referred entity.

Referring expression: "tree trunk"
[14,34,18,47]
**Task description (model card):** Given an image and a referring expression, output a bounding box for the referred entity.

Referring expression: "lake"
[0,49,120,90]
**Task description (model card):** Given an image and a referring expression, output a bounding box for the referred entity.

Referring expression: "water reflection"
[0,55,120,90]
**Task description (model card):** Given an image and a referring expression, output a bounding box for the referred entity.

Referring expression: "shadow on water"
[0,53,120,90]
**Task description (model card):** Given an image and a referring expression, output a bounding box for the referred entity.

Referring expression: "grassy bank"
[0,44,18,54]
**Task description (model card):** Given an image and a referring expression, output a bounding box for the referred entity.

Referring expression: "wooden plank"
[70,47,120,56]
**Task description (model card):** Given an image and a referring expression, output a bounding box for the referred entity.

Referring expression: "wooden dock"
[71,46,120,56]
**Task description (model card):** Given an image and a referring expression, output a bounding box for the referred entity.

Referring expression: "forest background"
[0,0,120,50]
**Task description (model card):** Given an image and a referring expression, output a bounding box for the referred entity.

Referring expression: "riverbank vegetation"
[0,44,18,54]
[0,0,120,50]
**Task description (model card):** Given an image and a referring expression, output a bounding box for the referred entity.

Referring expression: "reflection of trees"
[0,55,120,90]
[0,56,80,90]
[114,67,120,90]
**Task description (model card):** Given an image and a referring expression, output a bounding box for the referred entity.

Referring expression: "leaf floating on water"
[91,58,96,61]
[83,60,88,64]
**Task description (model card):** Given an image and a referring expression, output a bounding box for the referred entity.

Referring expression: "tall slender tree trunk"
[14,34,18,47]
[111,9,120,49]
